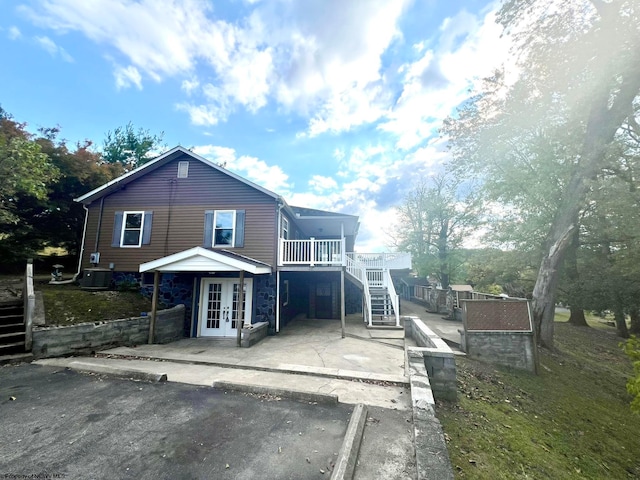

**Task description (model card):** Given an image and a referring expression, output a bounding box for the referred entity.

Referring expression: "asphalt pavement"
[0,363,352,480]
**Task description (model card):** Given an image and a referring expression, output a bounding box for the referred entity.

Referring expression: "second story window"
[282,216,289,239]
[214,210,235,246]
[121,211,144,247]
[204,209,245,248]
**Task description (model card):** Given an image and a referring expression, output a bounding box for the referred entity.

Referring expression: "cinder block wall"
[465,331,536,373]
[32,305,185,359]
[404,316,457,401]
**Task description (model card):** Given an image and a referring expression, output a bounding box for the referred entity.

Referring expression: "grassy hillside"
[437,318,640,479]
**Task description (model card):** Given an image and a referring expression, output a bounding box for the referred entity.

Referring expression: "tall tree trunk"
[531,51,640,348]
[569,307,588,327]
[630,306,640,336]
[614,304,630,339]
[438,224,450,289]
[566,229,588,327]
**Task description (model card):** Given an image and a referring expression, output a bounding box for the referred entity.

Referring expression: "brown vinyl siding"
[81,155,278,272]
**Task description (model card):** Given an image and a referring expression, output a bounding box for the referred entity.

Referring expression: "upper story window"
[111,211,153,248]
[203,209,245,248]
[214,210,235,246]
[282,216,289,239]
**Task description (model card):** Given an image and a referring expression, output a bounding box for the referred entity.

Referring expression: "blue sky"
[0,0,509,252]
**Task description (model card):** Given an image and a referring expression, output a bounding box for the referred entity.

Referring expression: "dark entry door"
[315,282,333,319]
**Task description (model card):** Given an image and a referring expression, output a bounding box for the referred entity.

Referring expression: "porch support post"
[148,270,160,344]
[237,270,245,347]
[340,267,346,339]
[276,270,280,333]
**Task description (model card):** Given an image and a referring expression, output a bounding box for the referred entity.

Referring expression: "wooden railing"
[279,238,345,266]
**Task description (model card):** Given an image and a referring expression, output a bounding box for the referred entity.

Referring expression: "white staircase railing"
[384,268,400,327]
[346,255,401,327]
[346,255,372,326]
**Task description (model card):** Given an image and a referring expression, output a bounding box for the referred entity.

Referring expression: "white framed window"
[283,280,289,306]
[282,216,289,239]
[120,211,145,247]
[214,210,236,246]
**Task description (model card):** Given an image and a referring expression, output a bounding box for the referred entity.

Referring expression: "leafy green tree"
[394,172,482,288]
[444,0,640,347]
[0,108,59,258]
[102,122,165,171]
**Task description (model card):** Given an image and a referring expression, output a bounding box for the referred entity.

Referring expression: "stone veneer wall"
[254,274,276,333]
[114,271,195,336]
[32,305,185,359]
[464,331,537,373]
[404,316,457,401]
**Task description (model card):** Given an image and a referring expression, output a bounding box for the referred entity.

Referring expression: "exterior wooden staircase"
[346,253,411,328]
[0,299,31,363]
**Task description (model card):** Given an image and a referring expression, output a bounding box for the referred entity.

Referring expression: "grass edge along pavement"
[436,316,640,479]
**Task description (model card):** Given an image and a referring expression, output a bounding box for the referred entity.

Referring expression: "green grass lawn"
[37,279,153,325]
[436,316,640,479]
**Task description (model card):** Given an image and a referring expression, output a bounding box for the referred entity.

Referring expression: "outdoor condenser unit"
[80,268,112,290]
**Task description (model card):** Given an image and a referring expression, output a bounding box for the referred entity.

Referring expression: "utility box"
[80,268,112,290]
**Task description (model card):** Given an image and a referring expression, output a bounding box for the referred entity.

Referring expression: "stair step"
[0,352,33,365]
[0,323,24,333]
[0,332,25,343]
[0,341,26,355]
[0,314,24,324]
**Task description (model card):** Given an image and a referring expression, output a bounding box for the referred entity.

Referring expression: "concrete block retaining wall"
[464,330,537,373]
[32,305,185,359]
[404,316,457,401]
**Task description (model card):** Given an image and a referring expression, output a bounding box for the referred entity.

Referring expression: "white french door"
[200,278,253,337]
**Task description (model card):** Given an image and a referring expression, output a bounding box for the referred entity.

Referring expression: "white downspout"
[51,203,89,285]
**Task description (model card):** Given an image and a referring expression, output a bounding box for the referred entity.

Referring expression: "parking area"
[0,364,351,480]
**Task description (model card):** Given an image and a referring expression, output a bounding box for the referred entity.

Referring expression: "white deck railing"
[346,252,412,270]
[279,238,345,266]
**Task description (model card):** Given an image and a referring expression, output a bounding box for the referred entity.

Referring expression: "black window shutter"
[203,210,214,247]
[111,211,124,247]
[142,211,153,245]
[234,210,245,247]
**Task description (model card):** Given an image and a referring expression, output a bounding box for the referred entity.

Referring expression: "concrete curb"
[67,361,168,383]
[331,403,367,480]
[212,380,338,405]
[98,352,409,386]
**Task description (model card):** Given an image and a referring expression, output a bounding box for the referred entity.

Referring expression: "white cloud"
[113,64,142,90]
[193,144,291,193]
[22,0,411,134]
[8,26,21,40]
[181,78,199,96]
[35,35,73,62]
[176,104,221,126]
[379,4,510,150]
[309,175,338,193]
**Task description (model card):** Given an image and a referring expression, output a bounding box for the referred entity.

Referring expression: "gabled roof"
[75,146,280,204]
[139,247,272,274]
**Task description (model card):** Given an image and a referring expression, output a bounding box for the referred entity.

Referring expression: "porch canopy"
[139,246,272,274]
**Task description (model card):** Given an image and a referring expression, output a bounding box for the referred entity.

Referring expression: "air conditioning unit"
[80,268,112,290]
[89,252,100,264]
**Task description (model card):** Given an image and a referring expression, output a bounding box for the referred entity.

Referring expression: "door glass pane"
[206,283,222,329]
[231,283,247,329]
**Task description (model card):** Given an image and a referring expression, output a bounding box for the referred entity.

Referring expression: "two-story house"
[75,146,411,339]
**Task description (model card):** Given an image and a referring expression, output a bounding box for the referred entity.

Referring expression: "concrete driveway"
[1,364,351,480]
